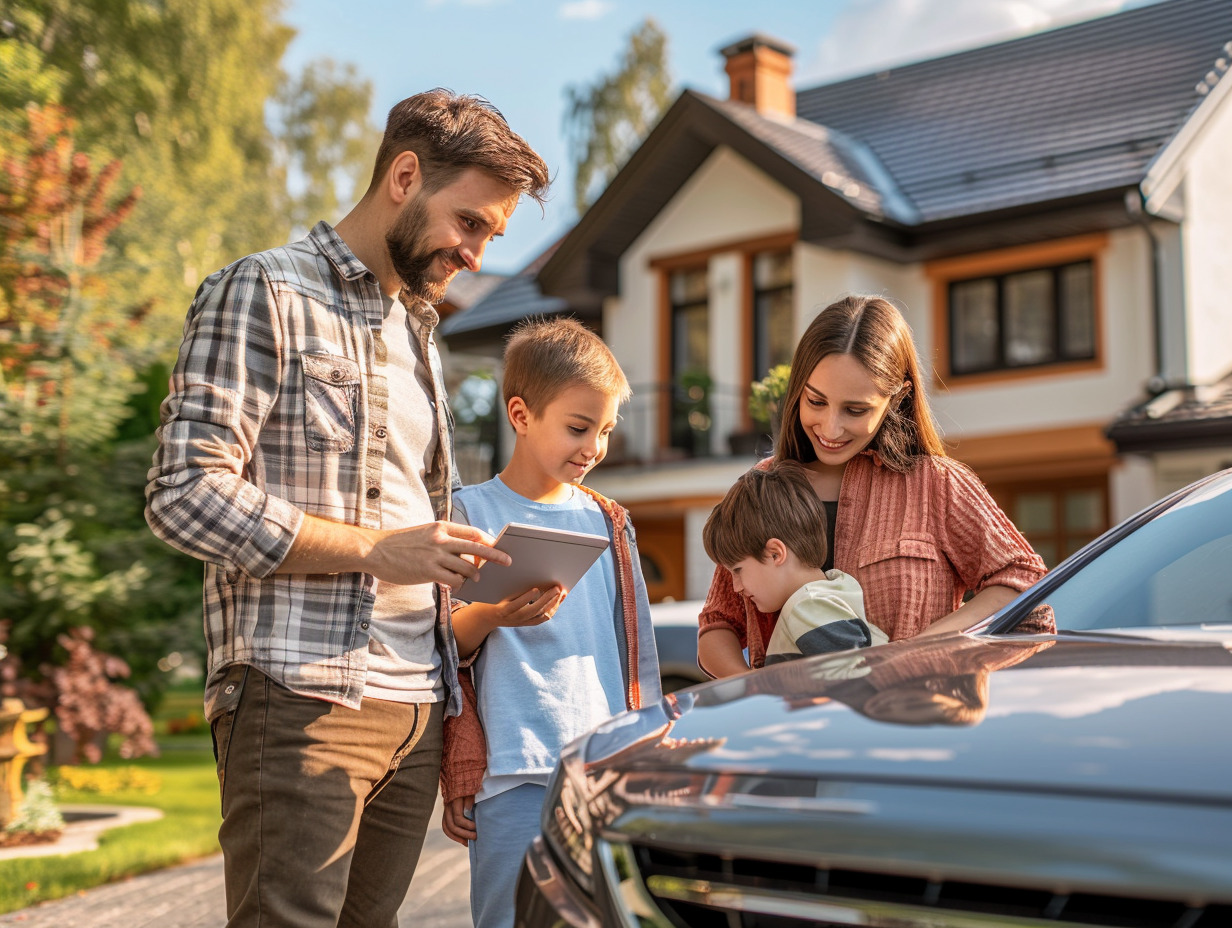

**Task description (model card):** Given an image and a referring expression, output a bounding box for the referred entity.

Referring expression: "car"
[515,468,1232,928]
[650,599,708,693]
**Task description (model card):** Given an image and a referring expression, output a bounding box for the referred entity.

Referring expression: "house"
[441,0,1232,603]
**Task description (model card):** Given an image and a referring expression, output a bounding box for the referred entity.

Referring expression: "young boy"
[439,317,661,928]
[702,460,888,663]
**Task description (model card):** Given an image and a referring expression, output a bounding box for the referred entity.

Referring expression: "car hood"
[585,633,1232,804]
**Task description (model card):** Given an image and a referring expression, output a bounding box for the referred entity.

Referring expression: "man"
[146,89,550,928]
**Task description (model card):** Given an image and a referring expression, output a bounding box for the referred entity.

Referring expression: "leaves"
[564,18,672,215]
[272,58,381,237]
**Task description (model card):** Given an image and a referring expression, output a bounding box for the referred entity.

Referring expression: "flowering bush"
[50,765,162,796]
[2,780,64,842]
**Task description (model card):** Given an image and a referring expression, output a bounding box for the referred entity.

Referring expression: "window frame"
[650,230,796,448]
[927,233,1107,388]
[750,248,795,384]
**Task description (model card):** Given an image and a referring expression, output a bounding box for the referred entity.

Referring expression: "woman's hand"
[451,586,567,657]
[698,627,751,678]
[442,795,476,846]
[920,585,1020,637]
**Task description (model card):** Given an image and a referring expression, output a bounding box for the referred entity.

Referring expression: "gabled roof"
[438,237,588,350]
[539,90,894,307]
[540,0,1232,303]
[795,0,1232,224]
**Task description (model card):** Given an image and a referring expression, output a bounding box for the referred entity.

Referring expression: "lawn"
[0,681,220,914]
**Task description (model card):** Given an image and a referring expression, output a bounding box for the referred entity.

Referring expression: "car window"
[1021,477,1232,632]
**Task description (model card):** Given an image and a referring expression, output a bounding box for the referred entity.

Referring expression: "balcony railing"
[452,380,775,485]
[603,381,774,467]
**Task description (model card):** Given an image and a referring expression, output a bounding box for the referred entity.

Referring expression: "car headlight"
[542,745,596,893]
[541,701,679,896]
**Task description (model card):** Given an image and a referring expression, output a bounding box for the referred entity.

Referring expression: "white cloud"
[800,0,1136,84]
[986,666,1232,720]
[559,0,614,20]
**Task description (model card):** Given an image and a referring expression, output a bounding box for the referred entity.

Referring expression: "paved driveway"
[0,795,472,928]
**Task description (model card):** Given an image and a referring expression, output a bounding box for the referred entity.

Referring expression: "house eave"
[1106,418,1232,455]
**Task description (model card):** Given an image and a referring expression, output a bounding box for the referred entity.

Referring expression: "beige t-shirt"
[362,297,443,702]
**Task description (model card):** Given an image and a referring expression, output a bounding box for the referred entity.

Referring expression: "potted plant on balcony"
[730,364,790,457]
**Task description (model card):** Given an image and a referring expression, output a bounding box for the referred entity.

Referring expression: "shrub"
[49,765,162,796]
[3,780,64,841]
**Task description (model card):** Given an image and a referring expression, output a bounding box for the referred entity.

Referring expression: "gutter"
[1124,189,1166,396]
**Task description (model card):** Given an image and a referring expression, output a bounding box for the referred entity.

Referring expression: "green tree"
[0,2,378,720]
[0,105,187,749]
[273,58,381,237]
[564,17,673,215]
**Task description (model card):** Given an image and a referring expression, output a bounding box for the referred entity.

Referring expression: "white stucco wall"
[794,243,929,350]
[1179,92,1232,384]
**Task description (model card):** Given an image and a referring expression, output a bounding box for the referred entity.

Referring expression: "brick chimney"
[720,34,796,118]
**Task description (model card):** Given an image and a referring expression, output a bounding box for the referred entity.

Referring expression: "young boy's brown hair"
[702,460,829,569]
[502,316,630,412]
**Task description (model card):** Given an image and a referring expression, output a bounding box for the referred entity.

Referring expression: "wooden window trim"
[926,233,1108,390]
[648,230,796,272]
[947,423,1117,485]
[654,230,797,443]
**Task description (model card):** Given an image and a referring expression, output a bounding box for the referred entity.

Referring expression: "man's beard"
[385,193,461,305]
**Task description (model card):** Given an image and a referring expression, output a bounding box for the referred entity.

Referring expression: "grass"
[0,680,220,915]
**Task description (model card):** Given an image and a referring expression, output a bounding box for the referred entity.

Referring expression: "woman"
[698,295,1046,678]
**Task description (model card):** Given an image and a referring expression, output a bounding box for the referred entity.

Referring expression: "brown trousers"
[210,665,444,928]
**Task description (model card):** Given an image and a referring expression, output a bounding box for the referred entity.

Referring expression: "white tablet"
[454,522,610,605]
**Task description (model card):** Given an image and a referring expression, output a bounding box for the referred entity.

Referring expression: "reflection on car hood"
[586,634,1232,804]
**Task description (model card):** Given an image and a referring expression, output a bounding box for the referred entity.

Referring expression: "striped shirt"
[700,452,1047,669]
[145,222,464,719]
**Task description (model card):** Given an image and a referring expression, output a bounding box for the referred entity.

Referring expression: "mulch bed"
[0,830,62,848]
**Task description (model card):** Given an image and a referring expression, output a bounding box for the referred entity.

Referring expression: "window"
[669,267,710,455]
[949,260,1095,376]
[751,251,793,381]
[992,478,1108,569]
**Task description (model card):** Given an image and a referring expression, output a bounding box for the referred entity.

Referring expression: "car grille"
[630,844,1232,928]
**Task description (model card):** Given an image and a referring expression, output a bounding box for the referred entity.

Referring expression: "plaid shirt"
[146,222,464,719]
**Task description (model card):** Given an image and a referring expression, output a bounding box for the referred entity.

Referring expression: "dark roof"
[440,270,505,311]
[1106,373,1232,453]
[438,237,596,349]
[794,0,1232,224]
[540,0,1232,302]
[702,96,918,224]
[437,272,568,339]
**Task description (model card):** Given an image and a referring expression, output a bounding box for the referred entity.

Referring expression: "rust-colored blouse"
[698,452,1047,670]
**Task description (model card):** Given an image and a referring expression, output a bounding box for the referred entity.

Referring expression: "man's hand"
[442,795,476,846]
[452,586,566,657]
[277,515,511,587]
[367,521,512,587]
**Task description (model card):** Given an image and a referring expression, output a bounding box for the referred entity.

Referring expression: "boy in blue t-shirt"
[439,317,661,928]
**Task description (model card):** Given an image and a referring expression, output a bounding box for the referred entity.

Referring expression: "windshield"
[1013,473,1232,633]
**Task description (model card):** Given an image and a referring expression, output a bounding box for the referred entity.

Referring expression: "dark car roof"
[591,633,1232,804]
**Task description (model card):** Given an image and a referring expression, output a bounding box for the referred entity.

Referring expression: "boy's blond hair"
[503,316,631,413]
[702,460,829,569]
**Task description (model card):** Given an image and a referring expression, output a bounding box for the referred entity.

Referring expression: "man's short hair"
[702,460,829,569]
[370,88,550,203]
[503,317,631,414]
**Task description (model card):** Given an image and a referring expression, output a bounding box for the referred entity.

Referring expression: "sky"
[282,0,1161,275]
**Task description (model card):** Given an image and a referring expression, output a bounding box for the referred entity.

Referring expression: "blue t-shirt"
[453,476,627,801]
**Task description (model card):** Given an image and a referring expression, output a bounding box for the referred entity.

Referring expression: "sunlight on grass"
[0,683,220,914]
